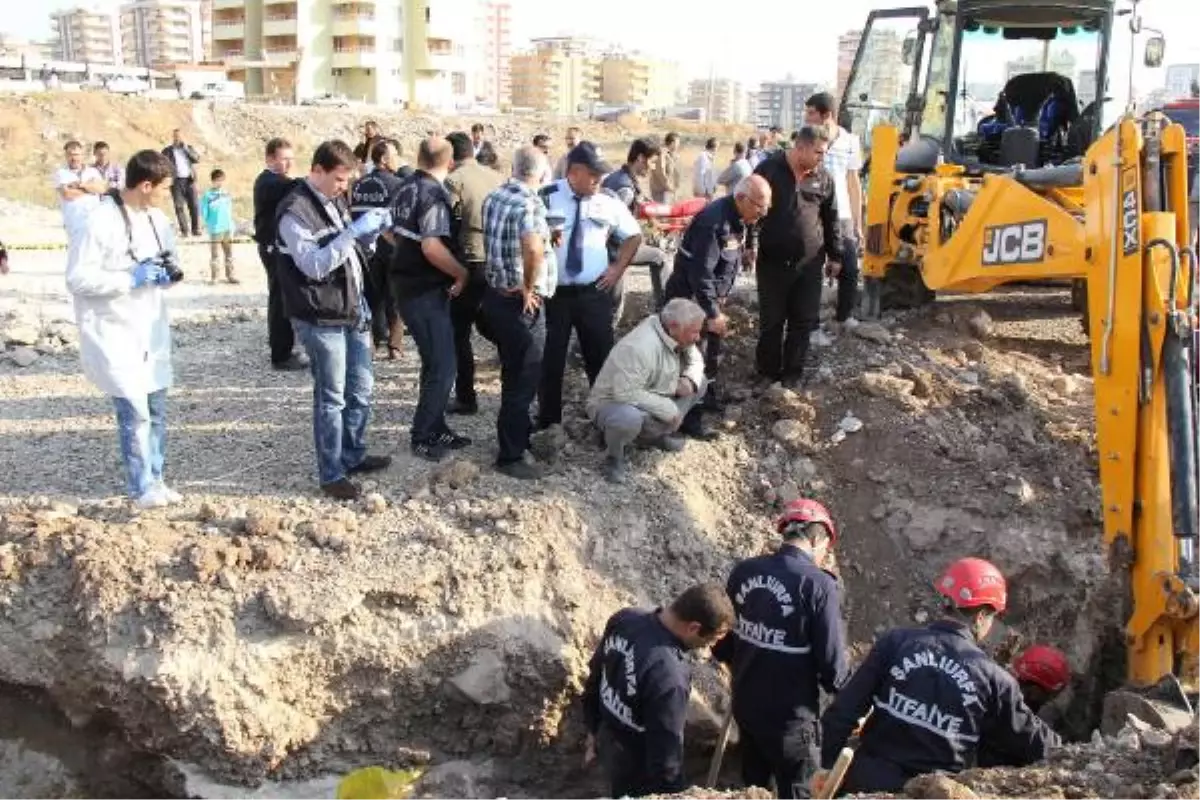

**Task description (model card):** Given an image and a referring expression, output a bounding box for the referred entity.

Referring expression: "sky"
[9,0,1199,91]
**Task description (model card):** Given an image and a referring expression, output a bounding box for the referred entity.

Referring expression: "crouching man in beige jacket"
[587,298,718,483]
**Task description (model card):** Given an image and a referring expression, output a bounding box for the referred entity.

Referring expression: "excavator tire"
[879,263,936,310]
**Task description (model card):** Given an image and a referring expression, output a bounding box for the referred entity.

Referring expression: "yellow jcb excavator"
[838,0,1197,695]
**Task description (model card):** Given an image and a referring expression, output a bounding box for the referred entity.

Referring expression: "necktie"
[565,195,584,277]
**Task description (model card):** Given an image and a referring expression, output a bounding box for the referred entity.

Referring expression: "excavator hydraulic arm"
[866,118,1198,687]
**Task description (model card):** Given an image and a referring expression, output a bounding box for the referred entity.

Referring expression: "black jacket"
[253,169,300,247]
[274,180,364,326]
[388,169,455,299]
[664,195,745,319]
[351,168,404,259]
[750,151,839,267]
[713,546,848,735]
[581,608,691,797]
[162,143,200,181]
[820,620,1061,794]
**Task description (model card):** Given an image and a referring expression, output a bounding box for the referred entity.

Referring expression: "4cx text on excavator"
[837,0,1198,697]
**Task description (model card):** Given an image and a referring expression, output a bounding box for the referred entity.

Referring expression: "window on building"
[425,6,430,22]
[452,72,466,94]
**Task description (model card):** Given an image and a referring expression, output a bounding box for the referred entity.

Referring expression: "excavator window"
[947,23,1104,168]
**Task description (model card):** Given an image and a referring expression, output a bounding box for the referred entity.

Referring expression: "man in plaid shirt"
[480,144,558,480]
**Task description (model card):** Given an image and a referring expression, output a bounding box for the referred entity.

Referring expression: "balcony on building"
[263,9,297,37]
[263,34,298,63]
[215,41,245,62]
[332,5,375,37]
[333,35,378,69]
[213,0,245,9]
[213,8,245,40]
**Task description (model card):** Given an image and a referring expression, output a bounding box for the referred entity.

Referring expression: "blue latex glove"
[130,259,167,289]
[348,208,391,239]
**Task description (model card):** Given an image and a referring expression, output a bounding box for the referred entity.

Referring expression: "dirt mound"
[0,238,1145,798]
[0,93,744,241]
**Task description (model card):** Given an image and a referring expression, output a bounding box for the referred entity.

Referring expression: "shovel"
[815,709,873,799]
[706,712,736,787]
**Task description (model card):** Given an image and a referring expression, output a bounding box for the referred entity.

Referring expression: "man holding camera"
[66,150,184,509]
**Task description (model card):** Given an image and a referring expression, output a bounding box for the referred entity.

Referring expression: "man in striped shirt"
[480,145,558,479]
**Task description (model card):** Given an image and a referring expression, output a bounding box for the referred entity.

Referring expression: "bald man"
[664,175,771,412]
[390,136,473,461]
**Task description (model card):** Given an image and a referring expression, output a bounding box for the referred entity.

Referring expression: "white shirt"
[171,146,191,179]
[823,126,864,222]
[541,179,640,286]
[54,165,105,238]
[65,198,175,406]
[693,151,717,198]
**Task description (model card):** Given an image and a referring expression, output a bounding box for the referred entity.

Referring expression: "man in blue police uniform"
[582,583,736,798]
[814,557,1060,796]
[349,138,407,358]
[713,498,849,799]
[664,174,771,411]
[537,141,643,429]
[601,137,671,314]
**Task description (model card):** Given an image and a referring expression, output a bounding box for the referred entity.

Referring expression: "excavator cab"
[840,0,1199,715]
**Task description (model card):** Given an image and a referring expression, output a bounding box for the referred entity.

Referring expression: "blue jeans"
[293,319,375,485]
[397,288,457,445]
[113,389,168,498]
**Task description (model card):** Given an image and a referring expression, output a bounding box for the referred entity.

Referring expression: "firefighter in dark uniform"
[581,583,736,798]
[664,173,771,411]
[713,498,849,798]
[350,138,409,358]
[601,137,670,316]
[815,557,1061,796]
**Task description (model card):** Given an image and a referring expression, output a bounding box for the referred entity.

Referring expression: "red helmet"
[935,557,1007,613]
[776,498,837,544]
[1013,645,1070,692]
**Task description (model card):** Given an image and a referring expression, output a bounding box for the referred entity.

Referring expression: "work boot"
[647,434,686,453]
[679,407,719,441]
[448,398,479,415]
[436,430,472,450]
[348,454,392,474]
[603,454,628,484]
[321,478,361,501]
[497,459,542,480]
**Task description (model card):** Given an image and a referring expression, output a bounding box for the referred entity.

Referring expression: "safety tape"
[4,237,257,252]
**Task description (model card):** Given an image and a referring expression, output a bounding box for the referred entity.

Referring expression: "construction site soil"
[0,94,1195,798]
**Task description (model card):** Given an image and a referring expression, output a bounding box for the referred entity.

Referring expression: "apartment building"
[756,80,821,131]
[475,0,512,108]
[0,35,55,62]
[210,0,473,109]
[121,0,205,67]
[600,52,679,111]
[1164,63,1198,97]
[687,77,747,124]
[199,0,214,60]
[836,29,861,101]
[50,6,122,65]
[510,36,601,115]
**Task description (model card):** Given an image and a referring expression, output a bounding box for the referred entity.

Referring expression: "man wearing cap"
[537,141,643,430]
[712,498,849,798]
[664,174,772,412]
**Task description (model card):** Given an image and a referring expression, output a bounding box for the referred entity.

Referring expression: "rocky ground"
[0,92,1193,798]
[2,229,1183,799]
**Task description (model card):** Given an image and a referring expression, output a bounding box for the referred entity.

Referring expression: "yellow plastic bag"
[336,766,423,799]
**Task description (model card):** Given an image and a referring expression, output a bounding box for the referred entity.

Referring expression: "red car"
[1161,97,1198,194]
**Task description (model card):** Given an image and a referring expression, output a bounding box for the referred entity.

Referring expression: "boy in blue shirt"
[201,168,238,283]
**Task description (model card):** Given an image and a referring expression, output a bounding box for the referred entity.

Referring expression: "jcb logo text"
[981,220,1047,266]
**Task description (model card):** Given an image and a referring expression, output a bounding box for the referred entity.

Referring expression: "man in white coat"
[66,150,182,508]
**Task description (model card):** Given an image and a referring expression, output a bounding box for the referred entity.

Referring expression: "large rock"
[448,650,511,705]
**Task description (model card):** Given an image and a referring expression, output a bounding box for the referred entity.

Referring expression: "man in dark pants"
[805,92,865,327]
[601,137,670,313]
[713,498,849,798]
[664,174,771,410]
[253,137,307,370]
[815,558,1060,796]
[581,584,735,798]
[389,138,472,462]
[445,131,503,414]
[750,125,840,387]
[162,128,200,236]
[537,142,643,429]
[350,138,407,359]
[479,145,556,480]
